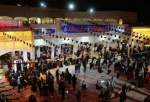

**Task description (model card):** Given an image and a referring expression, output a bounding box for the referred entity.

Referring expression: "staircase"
[0,80,22,102]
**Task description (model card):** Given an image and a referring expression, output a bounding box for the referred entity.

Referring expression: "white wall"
[34,33,122,49]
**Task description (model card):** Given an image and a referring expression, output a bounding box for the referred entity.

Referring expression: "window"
[42,17,50,24]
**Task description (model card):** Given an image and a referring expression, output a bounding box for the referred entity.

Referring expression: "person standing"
[49,75,54,96]
[56,69,60,82]
[78,61,81,73]
[31,75,37,92]
[82,59,87,73]
[68,72,72,84]
[120,85,127,102]
[72,74,77,90]
[76,90,81,102]
[59,78,66,101]
[144,95,150,102]
[89,58,94,70]
[27,95,37,102]
[119,91,126,102]
[75,62,78,73]
[17,76,22,92]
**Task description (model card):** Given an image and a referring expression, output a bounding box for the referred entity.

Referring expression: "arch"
[42,17,50,24]
[0,31,33,56]
[29,17,41,24]
[14,17,28,22]
[0,49,32,57]
[0,16,13,20]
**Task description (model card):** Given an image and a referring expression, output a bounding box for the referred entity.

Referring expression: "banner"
[0,20,23,28]
[61,23,110,33]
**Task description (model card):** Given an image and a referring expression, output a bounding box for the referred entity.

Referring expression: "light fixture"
[68,2,75,11]
[40,2,47,8]
[88,7,95,14]
[17,4,21,7]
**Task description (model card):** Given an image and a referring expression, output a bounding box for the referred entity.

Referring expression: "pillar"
[51,47,55,59]
[11,52,15,58]
[73,44,78,54]
[58,47,61,56]
[128,37,132,57]
[31,48,35,60]
[36,46,41,58]
[23,51,28,62]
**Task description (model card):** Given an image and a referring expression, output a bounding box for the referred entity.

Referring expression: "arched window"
[49,18,54,24]
[14,17,28,22]
[29,17,41,24]
[42,17,50,24]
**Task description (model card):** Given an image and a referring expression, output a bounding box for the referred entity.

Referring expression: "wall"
[131,27,150,46]
[0,5,137,24]
[0,31,33,56]
[34,33,121,48]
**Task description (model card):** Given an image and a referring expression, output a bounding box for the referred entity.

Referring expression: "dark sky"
[0,0,150,25]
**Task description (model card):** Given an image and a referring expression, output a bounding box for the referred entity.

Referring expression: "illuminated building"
[0,4,143,61]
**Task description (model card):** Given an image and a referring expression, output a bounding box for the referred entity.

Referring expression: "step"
[0,80,7,84]
[115,80,150,96]
[1,90,16,96]
[7,93,22,100]
[0,86,13,92]
[0,82,10,88]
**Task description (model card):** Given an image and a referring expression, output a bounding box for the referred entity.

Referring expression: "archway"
[0,30,34,59]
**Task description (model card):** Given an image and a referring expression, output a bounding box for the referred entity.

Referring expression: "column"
[128,37,132,57]
[23,51,28,62]
[58,47,61,56]
[91,44,95,52]
[51,47,55,60]
[11,51,16,60]
[73,44,78,54]
[37,46,41,58]
[31,48,35,60]
[73,44,78,59]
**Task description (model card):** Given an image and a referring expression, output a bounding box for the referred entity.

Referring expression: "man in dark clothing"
[59,79,66,101]
[28,95,37,102]
[16,61,22,72]
[72,74,77,90]
[76,90,81,102]
[75,63,78,73]
[56,69,60,82]
[48,74,54,96]
[31,76,37,92]
[144,95,150,102]
[68,73,72,84]
[119,84,127,102]
[120,91,126,102]
[82,60,87,73]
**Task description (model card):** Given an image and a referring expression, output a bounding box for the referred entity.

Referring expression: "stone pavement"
[50,64,150,102]
[0,64,149,102]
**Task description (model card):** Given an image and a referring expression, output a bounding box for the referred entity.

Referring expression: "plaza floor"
[0,64,150,102]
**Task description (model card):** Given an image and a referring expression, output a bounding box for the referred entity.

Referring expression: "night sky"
[0,0,150,25]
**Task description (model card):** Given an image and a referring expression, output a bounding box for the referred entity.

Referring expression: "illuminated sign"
[33,28,56,35]
[62,24,110,33]
[0,20,23,28]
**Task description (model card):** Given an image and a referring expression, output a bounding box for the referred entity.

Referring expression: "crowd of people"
[1,40,150,102]
[7,64,79,99]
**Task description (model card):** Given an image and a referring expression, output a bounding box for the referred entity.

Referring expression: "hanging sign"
[0,19,23,28]
[61,23,109,33]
